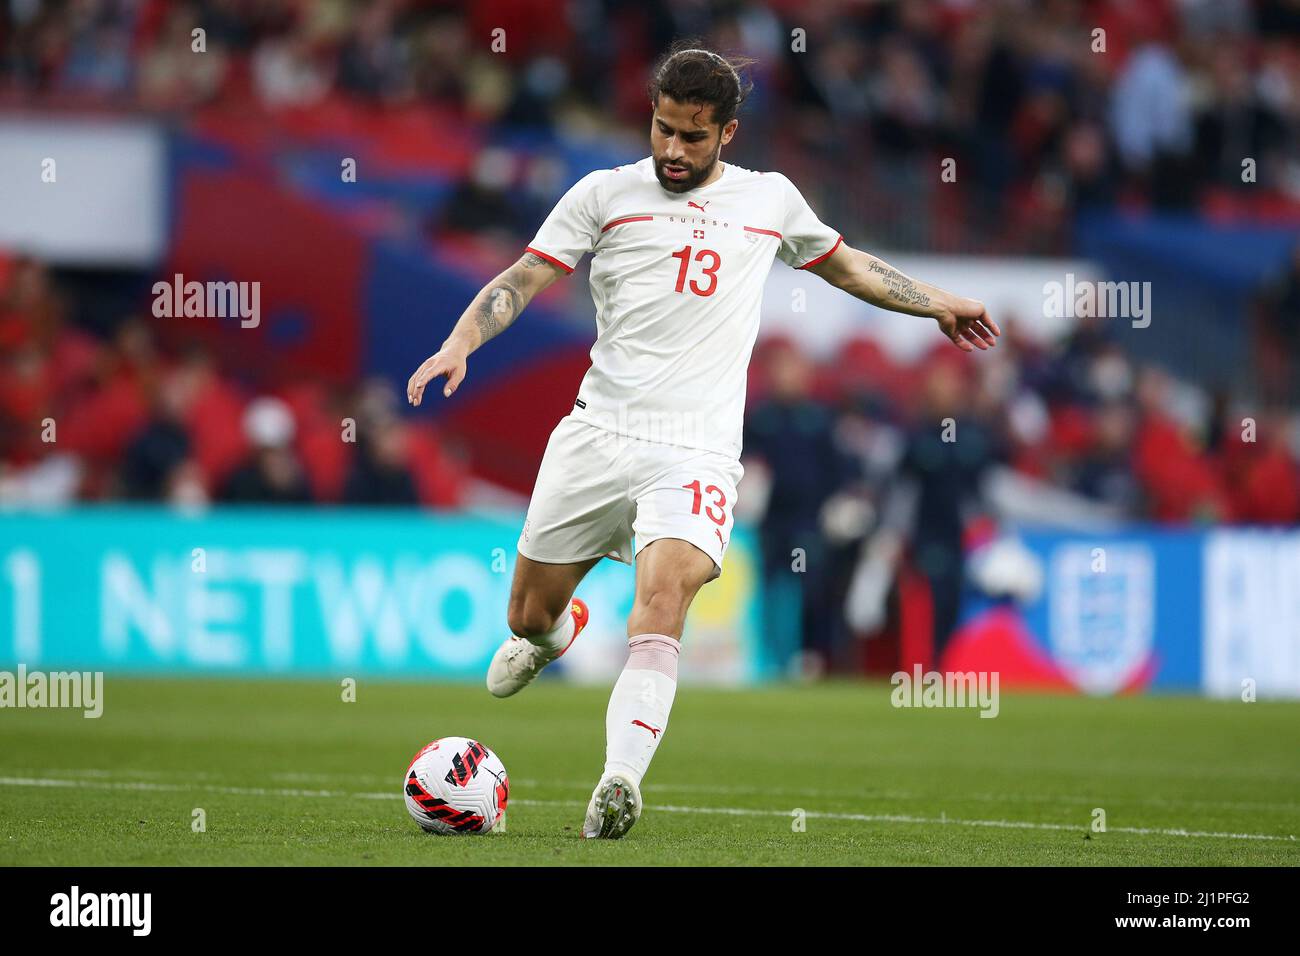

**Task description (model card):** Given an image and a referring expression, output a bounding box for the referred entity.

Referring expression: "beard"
[654,146,720,193]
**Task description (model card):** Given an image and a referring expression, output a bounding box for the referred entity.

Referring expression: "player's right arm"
[407,251,566,405]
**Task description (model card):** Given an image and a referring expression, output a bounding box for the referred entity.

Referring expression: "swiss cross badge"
[693,228,706,239]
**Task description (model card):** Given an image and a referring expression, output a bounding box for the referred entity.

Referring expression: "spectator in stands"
[437,148,525,241]
[221,397,313,504]
[1110,32,1197,207]
[343,422,419,507]
[1254,241,1300,405]
[744,339,860,674]
[1072,399,1141,515]
[121,374,193,500]
[894,360,1001,665]
[343,381,419,507]
[1131,365,1228,522]
[252,26,332,108]
[136,5,228,109]
[336,3,406,99]
[1217,405,1300,524]
[58,7,131,97]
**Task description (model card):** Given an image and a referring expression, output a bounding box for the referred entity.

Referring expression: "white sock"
[528,607,575,656]
[602,634,680,785]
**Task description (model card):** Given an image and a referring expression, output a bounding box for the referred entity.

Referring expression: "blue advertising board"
[0,508,767,683]
[953,527,1299,697]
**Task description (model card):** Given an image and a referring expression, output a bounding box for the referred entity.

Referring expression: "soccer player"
[407,45,1000,839]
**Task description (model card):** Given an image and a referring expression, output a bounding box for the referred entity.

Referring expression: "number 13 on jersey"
[671,245,721,297]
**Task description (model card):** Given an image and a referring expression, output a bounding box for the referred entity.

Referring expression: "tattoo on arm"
[475,281,522,344]
[464,254,556,349]
[868,259,931,309]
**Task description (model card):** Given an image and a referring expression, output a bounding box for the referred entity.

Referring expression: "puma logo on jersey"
[687,200,710,212]
[714,528,727,548]
[631,719,662,738]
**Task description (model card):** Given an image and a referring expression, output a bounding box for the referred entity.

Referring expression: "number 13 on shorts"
[682,478,731,548]
[633,460,742,576]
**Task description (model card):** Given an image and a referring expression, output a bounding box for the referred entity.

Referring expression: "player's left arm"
[805,243,1000,353]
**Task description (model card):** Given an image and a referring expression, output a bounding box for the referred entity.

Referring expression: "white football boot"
[486,598,588,698]
[582,772,642,840]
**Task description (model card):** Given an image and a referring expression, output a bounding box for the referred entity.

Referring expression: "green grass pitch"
[1,677,1296,866]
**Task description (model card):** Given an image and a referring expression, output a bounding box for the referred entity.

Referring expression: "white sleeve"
[524,170,607,274]
[775,173,842,270]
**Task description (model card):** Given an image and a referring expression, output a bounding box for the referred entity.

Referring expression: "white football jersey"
[525,155,841,459]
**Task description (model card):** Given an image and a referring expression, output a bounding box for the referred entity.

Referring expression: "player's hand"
[937,297,1000,353]
[407,347,468,405]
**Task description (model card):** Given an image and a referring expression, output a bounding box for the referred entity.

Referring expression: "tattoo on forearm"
[868,260,931,309]
[466,255,550,347]
[475,281,522,344]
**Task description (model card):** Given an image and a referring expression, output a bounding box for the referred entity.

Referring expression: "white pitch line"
[0,775,1294,844]
[15,767,1300,814]
[508,797,1297,843]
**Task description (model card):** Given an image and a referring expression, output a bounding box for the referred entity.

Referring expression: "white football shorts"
[517,415,743,579]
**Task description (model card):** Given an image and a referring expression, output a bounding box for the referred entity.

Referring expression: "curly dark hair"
[647,40,757,130]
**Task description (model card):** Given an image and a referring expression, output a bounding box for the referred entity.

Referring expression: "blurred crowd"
[744,263,1300,532]
[4,0,1298,512]
[5,243,1298,519]
[0,255,471,507]
[4,0,1300,252]
[740,290,1300,672]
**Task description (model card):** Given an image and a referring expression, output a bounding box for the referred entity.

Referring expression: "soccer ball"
[403,736,509,835]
